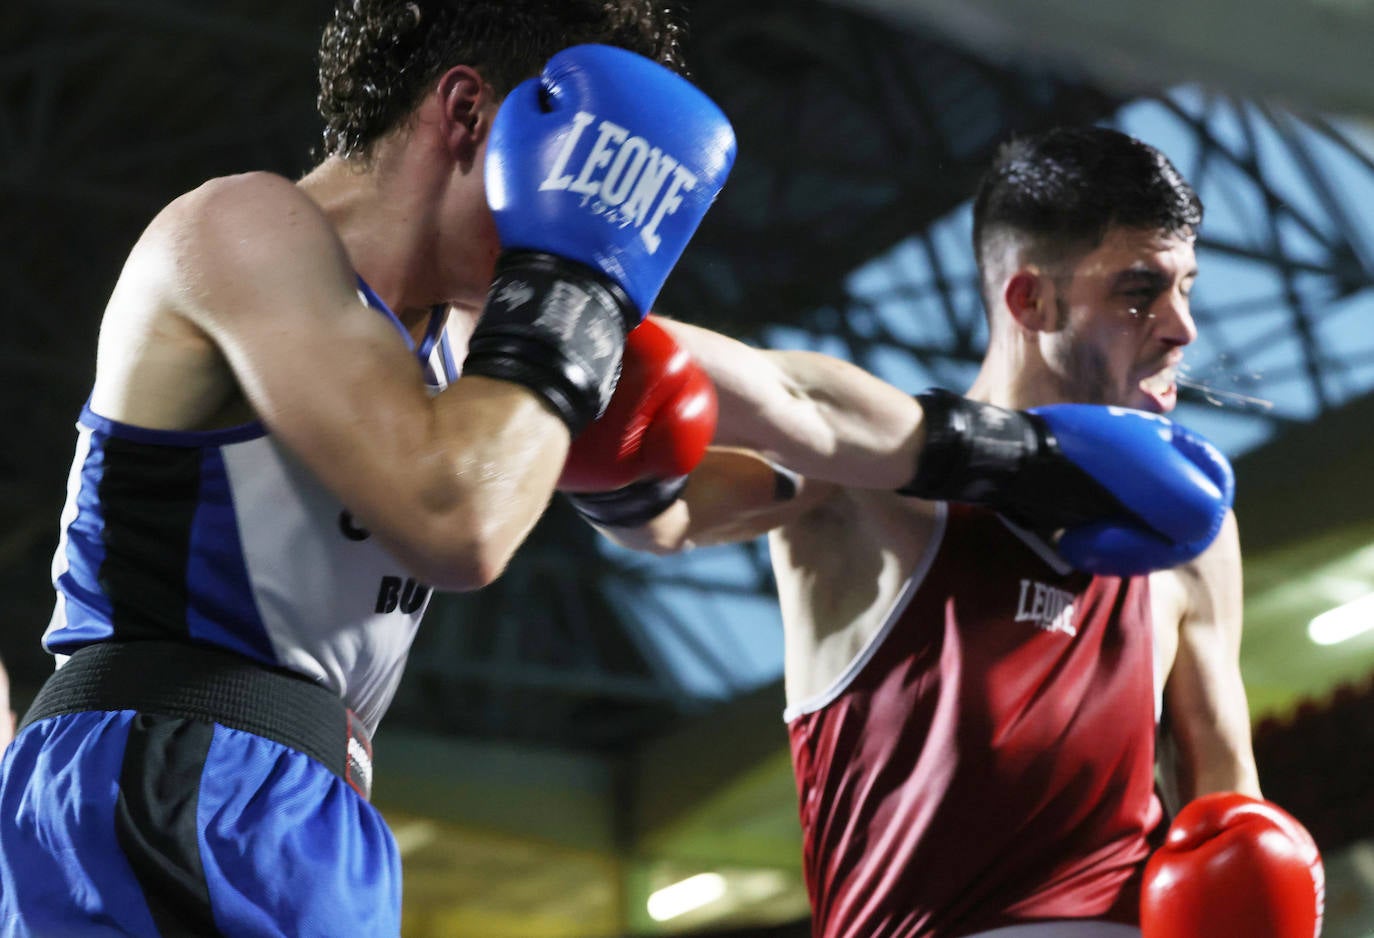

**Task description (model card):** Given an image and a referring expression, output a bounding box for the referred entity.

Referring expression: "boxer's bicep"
[655,319,921,489]
[762,350,923,479]
[597,448,834,554]
[651,319,809,447]
[159,173,566,589]
[1162,513,1260,801]
[167,174,440,475]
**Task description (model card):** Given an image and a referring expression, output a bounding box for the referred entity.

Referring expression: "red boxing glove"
[1142,793,1325,938]
[560,316,716,492]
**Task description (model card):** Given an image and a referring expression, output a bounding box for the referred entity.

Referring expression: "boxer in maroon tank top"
[579,128,1279,938]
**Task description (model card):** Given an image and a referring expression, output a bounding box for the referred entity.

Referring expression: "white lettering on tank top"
[1015,578,1078,637]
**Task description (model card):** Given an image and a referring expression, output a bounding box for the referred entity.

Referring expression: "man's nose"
[1154,293,1197,347]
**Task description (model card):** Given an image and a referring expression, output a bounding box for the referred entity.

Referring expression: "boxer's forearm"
[594,448,832,552]
[656,319,924,489]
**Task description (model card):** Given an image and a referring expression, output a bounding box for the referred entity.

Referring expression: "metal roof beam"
[26,0,316,52]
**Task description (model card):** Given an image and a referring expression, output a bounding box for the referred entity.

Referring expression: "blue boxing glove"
[1036,404,1234,574]
[900,390,1234,576]
[468,44,737,434]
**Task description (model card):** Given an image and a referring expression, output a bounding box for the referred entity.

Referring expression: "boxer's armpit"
[770,461,802,502]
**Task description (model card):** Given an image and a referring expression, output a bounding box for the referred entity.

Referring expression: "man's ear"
[1004,269,1051,332]
[436,65,494,163]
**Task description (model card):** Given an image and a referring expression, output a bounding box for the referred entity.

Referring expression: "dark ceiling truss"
[42,0,317,52]
[388,505,781,749]
[388,510,694,748]
[661,0,1121,330]
[1178,102,1332,410]
[4,1,318,211]
[730,89,1374,444]
[1157,92,1374,423]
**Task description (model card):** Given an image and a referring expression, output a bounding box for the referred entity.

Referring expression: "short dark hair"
[317,0,689,158]
[971,126,1202,297]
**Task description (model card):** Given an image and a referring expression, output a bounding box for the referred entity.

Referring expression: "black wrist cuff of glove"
[566,476,690,528]
[899,389,1130,534]
[463,251,634,435]
[898,389,1042,502]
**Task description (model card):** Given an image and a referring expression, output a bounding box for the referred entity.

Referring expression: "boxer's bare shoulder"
[91,171,351,432]
[772,488,941,706]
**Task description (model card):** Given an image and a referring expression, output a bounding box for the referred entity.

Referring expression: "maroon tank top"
[787,503,1163,937]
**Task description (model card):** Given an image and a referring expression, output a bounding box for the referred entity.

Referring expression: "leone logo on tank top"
[1014,578,1078,637]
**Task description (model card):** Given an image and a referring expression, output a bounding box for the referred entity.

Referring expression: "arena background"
[3,0,1373,934]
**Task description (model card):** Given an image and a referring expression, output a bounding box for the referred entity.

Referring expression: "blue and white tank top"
[44,279,462,733]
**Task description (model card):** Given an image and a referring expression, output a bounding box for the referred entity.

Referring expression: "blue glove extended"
[469,44,737,434]
[901,390,1234,576]
[1036,404,1234,574]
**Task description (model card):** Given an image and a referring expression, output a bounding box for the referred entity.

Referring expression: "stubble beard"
[1049,297,1117,406]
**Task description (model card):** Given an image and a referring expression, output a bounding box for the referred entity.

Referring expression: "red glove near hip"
[560,316,716,526]
[1142,793,1325,938]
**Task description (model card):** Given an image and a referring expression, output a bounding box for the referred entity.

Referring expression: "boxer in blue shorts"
[0,3,735,935]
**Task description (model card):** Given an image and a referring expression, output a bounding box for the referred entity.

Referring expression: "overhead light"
[1308,592,1374,646]
[647,873,727,922]
[389,819,438,857]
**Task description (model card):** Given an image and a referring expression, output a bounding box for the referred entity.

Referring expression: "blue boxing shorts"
[0,642,400,938]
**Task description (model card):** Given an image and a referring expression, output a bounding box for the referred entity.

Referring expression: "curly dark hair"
[971,126,1203,295]
[317,0,689,158]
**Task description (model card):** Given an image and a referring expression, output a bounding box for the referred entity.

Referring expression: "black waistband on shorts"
[20,639,373,800]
